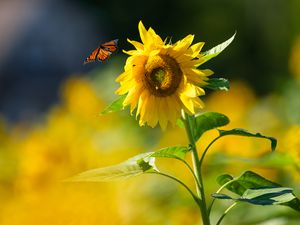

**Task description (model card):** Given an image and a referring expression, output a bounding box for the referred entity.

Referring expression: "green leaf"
[205,78,230,91]
[65,153,157,182]
[216,171,300,211]
[212,187,296,206]
[217,171,279,196]
[216,174,234,186]
[100,95,126,115]
[218,128,277,151]
[197,32,236,66]
[150,146,189,160]
[241,187,296,205]
[282,198,300,211]
[191,112,230,141]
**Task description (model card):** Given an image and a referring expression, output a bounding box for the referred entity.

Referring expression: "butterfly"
[84,39,118,64]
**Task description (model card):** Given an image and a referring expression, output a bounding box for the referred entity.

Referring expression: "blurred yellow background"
[1,65,300,224]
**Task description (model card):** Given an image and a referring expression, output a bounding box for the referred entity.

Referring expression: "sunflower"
[116,21,213,129]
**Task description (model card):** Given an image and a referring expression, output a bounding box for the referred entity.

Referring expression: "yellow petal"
[136,90,148,117]
[148,49,161,58]
[138,21,149,45]
[123,86,142,111]
[148,28,164,46]
[137,92,149,127]
[183,68,213,85]
[173,34,194,52]
[115,85,129,95]
[182,83,198,97]
[190,42,205,57]
[186,76,208,86]
[193,97,205,109]
[115,21,215,129]
[179,58,202,68]
[146,95,159,127]
[176,53,193,64]
[115,76,135,95]
[195,86,205,96]
[201,69,214,76]
[158,97,168,130]
[166,47,181,59]
[166,96,182,127]
[163,97,173,126]
[123,49,139,56]
[127,38,144,51]
[123,55,135,70]
[179,92,195,114]
[184,68,207,77]
[115,71,129,82]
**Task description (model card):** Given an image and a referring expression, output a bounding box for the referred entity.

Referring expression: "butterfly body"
[84,39,118,64]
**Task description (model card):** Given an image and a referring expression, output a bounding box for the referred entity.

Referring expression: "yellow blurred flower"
[116,21,213,129]
[201,81,259,157]
[0,76,163,225]
[1,185,123,225]
[61,77,105,118]
[14,77,148,194]
[206,81,256,126]
[283,125,300,165]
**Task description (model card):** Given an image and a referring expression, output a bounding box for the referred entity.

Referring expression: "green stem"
[198,135,222,219]
[183,112,210,225]
[216,202,237,225]
[148,171,201,206]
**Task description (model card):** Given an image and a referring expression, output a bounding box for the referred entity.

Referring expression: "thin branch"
[199,136,221,167]
[147,171,201,206]
[208,179,236,215]
[216,202,237,225]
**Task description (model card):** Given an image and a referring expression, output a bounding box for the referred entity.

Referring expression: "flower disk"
[116,21,214,129]
[144,54,182,97]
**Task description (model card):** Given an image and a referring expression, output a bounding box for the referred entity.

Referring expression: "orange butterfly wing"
[97,48,112,61]
[84,47,100,64]
[84,39,118,64]
[100,39,118,53]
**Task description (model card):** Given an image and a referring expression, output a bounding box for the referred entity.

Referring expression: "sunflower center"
[144,54,182,97]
